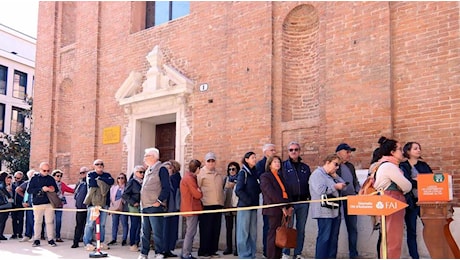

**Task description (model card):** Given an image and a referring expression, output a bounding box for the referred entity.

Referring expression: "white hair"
[262,143,275,153]
[144,147,160,159]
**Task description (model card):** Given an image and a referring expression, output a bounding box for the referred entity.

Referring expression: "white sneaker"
[282,254,291,259]
[100,243,110,250]
[295,255,305,259]
[20,236,31,242]
[138,254,148,259]
[85,244,95,251]
[154,253,164,259]
[130,245,138,252]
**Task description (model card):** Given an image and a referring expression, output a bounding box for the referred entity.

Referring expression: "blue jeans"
[262,214,269,256]
[140,206,165,256]
[315,217,341,259]
[83,206,108,245]
[405,205,420,259]
[111,212,129,241]
[236,209,258,259]
[343,199,358,258]
[129,215,141,246]
[163,215,179,251]
[55,210,62,238]
[282,203,309,256]
[25,209,34,238]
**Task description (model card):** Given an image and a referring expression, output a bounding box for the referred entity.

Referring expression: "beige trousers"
[32,203,55,241]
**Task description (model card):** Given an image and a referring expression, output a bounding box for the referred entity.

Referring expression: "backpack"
[359,161,387,195]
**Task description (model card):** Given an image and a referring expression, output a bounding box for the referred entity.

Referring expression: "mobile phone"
[345,182,350,186]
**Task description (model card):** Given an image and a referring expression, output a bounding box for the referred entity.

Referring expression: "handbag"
[109,199,124,211]
[275,215,297,248]
[47,191,63,208]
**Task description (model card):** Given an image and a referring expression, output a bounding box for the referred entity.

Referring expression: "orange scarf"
[272,169,288,199]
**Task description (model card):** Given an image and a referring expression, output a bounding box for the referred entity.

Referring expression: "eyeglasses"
[41,169,50,172]
[137,171,145,174]
[288,148,300,152]
[207,159,216,163]
[80,172,87,174]
[94,163,104,166]
[118,177,125,179]
[55,175,62,178]
[15,177,22,180]
[228,167,236,171]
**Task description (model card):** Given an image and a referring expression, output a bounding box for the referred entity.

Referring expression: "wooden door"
[155,122,176,162]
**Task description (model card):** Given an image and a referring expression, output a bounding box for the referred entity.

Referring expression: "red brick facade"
[31,2,459,204]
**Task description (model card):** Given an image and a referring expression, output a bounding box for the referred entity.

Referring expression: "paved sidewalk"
[0,235,240,259]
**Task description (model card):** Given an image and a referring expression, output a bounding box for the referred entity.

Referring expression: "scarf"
[272,169,288,199]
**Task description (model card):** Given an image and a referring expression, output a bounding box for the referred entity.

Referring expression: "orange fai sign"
[347,195,408,216]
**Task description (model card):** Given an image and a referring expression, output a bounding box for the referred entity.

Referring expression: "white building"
[0,24,35,168]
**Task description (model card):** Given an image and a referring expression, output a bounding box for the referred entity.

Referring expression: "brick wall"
[31,2,459,204]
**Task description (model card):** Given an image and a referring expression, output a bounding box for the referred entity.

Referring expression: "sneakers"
[282,254,290,259]
[85,244,96,251]
[56,238,64,242]
[10,235,18,239]
[20,236,31,242]
[181,254,197,259]
[210,253,220,258]
[48,239,57,247]
[138,254,148,259]
[100,243,110,250]
[154,253,164,259]
[107,240,117,246]
[129,245,139,252]
[294,255,305,259]
[32,240,40,247]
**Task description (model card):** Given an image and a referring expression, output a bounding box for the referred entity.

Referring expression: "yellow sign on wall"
[102,126,121,144]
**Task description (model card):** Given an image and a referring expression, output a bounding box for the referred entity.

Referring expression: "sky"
[0,1,39,38]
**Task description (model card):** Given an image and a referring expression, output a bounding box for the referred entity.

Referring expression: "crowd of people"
[0,136,433,259]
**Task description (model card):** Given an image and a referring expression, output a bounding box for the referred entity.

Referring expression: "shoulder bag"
[47,191,63,208]
[275,215,297,249]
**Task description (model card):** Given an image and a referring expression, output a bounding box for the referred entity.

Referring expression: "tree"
[0,97,32,174]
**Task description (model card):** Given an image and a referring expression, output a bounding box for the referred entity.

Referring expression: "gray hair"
[262,143,275,153]
[144,147,160,159]
[286,141,301,150]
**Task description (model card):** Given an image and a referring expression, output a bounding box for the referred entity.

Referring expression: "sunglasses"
[55,175,62,178]
[80,172,87,174]
[334,162,340,167]
[228,167,236,171]
[15,177,22,180]
[207,159,216,163]
[94,163,104,166]
[288,148,300,152]
[118,177,125,179]
[41,169,50,172]
[137,171,145,174]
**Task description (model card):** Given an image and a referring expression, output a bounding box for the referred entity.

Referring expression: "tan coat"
[197,166,225,206]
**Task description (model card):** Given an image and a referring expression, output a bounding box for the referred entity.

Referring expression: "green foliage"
[0,130,31,174]
[0,96,32,174]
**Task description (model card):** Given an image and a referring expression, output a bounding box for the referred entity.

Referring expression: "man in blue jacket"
[281,141,311,259]
[26,162,59,247]
[71,166,89,248]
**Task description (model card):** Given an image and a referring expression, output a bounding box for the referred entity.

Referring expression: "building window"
[13,70,27,100]
[0,103,4,132]
[0,65,7,95]
[146,1,190,28]
[11,107,25,134]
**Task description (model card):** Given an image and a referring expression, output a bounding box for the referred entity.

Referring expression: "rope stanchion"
[89,206,108,258]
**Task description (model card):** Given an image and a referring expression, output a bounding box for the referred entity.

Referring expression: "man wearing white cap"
[197,152,225,258]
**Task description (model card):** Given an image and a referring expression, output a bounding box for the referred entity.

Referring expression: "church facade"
[30,2,458,204]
